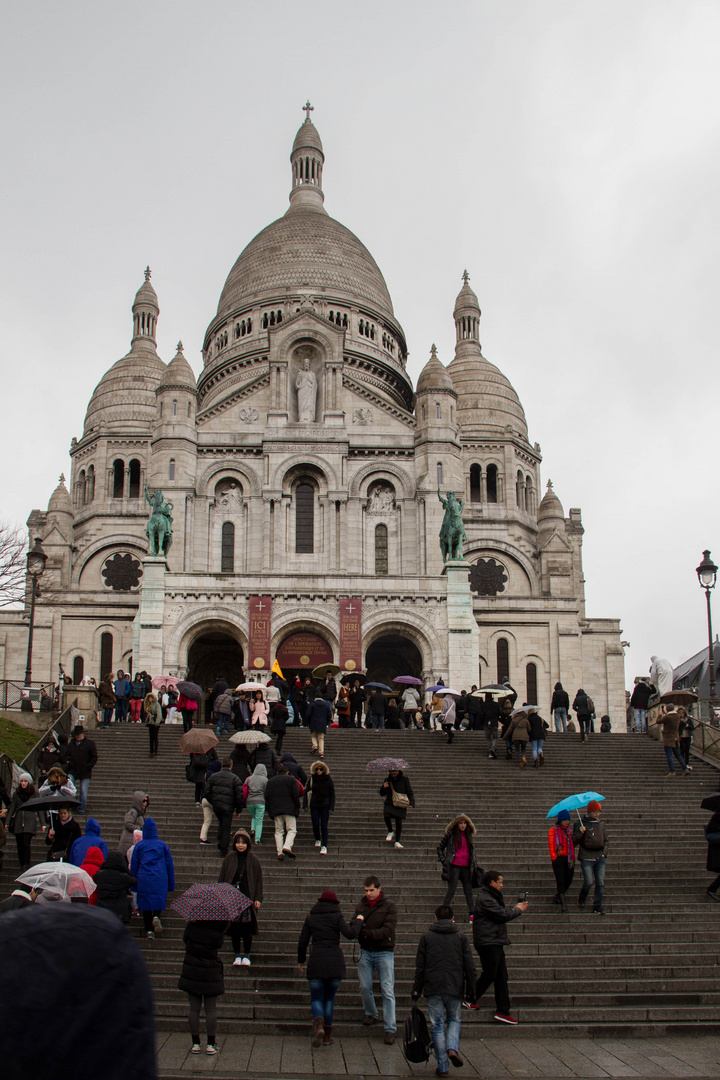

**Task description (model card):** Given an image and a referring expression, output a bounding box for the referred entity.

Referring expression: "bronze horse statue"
[438,489,466,561]
[145,484,173,556]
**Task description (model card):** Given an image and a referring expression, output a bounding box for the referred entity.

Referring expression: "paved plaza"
[157,1032,720,1079]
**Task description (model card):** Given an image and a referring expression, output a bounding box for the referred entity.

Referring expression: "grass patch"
[0,716,45,763]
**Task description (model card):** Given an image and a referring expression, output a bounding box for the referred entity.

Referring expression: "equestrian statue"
[438,488,467,562]
[145,483,173,556]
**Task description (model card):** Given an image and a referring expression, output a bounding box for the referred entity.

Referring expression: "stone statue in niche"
[295,352,318,422]
[215,482,243,513]
[367,484,395,514]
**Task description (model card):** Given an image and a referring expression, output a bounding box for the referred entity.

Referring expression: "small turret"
[289,101,325,212]
[132,267,159,350]
[453,270,481,355]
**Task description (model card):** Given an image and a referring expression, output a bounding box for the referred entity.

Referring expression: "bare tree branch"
[0,520,28,608]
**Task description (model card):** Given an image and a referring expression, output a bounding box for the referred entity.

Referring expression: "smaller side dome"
[538,480,565,524]
[48,474,73,516]
[416,345,455,394]
[158,342,196,391]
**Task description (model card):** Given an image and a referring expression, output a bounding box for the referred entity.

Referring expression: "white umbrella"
[17,862,96,902]
[228,730,272,746]
[433,687,461,696]
[236,682,266,694]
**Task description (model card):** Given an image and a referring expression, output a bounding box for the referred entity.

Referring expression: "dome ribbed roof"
[216,205,395,320]
[448,353,528,439]
[453,272,480,316]
[133,268,158,312]
[538,480,565,523]
[47,476,73,516]
[159,343,196,390]
[416,346,454,393]
[84,348,165,434]
[292,117,324,156]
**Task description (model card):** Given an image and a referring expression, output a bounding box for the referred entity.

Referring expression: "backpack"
[585,695,595,714]
[583,820,605,851]
[403,1005,432,1064]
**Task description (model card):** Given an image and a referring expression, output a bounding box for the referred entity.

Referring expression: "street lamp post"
[696,549,718,725]
[23,537,47,687]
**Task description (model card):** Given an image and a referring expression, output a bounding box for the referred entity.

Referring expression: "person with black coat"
[368,690,387,730]
[249,741,279,777]
[471,870,528,1025]
[297,889,363,1046]
[483,694,500,758]
[380,768,414,849]
[705,810,720,901]
[269,700,289,754]
[550,682,570,733]
[280,751,308,787]
[630,679,654,734]
[290,678,305,726]
[36,737,62,783]
[1,773,40,870]
[218,828,263,965]
[94,850,137,923]
[210,674,229,723]
[349,680,366,728]
[45,806,81,860]
[264,764,301,860]
[466,689,484,732]
[178,918,228,1055]
[304,760,335,854]
[572,689,594,742]
[411,904,477,1075]
[66,726,98,813]
[204,758,245,857]
[307,691,332,759]
[0,882,37,912]
[319,674,337,706]
[528,707,548,767]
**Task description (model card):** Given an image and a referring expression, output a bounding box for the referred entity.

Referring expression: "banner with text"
[339,598,363,672]
[248,596,272,670]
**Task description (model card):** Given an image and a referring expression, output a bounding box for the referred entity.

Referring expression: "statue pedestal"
[132,556,168,675]
[443,559,479,691]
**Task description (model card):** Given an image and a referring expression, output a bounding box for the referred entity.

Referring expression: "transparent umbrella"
[17,862,96,902]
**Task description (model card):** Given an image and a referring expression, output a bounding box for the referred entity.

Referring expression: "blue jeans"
[216,715,230,734]
[69,776,90,813]
[553,708,567,733]
[370,713,385,730]
[530,738,544,759]
[579,857,605,910]
[664,745,686,773]
[309,977,342,1025]
[358,948,396,1032]
[634,708,648,733]
[115,697,128,722]
[427,995,462,1074]
[102,707,114,727]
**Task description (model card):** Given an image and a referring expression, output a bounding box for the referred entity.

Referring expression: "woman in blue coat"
[130,818,175,938]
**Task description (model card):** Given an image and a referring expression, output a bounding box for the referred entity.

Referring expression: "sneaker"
[681,769,691,777]
[489,750,497,759]
[277,853,285,860]
[241,957,251,966]
[206,1043,219,1055]
[593,909,605,915]
[494,1012,519,1025]
[519,757,527,768]
[384,1031,395,1045]
[320,846,327,855]
[315,840,322,848]
[385,832,394,842]
[282,848,296,859]
[448,1049,464,1068]
[665,772,676,778]
[462,1000,480,1010]
[362,1015,378,1026]
[146,931,155,939]
[195,801,201,807]
[394,841,404,849]
[233,957,244,966]
[199,838,209,844]
[152,916,163,934]
[191,1043,201,1054]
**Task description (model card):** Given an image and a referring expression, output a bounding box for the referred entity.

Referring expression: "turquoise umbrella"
[546,791,605,819]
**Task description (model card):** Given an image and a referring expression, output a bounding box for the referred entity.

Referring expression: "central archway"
[187,632,245,693]
[365,634,423,688]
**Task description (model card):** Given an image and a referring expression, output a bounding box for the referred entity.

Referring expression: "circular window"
[470,558,508,597]
[102,553,143,592]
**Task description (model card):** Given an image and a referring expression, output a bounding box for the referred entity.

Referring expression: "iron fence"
[0,680,56,710]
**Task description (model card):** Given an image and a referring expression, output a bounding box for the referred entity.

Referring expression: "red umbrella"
[171,882,252,921]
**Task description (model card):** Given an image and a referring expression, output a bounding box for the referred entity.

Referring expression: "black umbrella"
[340,672,366,685]
[22,792,80,812]
[176,680,204,701]
[365,682,392,692]
[701,794,720,812]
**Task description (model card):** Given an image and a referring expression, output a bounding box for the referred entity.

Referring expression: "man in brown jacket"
[658,709,691,777]
[353,875,398,1043]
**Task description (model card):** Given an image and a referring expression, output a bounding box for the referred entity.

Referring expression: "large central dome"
[216,112,395,322]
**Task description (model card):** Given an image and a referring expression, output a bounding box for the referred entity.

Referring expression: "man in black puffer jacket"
[412,904,476,1076]
[264,764,301,860]
[471,870,528,1026]
[204,758,245,856]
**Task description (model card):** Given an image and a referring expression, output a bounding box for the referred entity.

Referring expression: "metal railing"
[0,680,56,710]
[690,718,720,760]
[0,700,78,793]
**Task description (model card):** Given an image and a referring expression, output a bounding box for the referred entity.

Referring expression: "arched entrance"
[187,632,244,694]
[365,634,423,688]
[277,630,332,688]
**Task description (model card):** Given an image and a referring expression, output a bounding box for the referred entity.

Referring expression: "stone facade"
[0,111,626,723]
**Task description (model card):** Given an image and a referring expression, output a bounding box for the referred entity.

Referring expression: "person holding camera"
[468,870,528,1025]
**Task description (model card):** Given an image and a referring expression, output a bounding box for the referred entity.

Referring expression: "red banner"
[248,596,272,670]
[339,598,362,672]
[277,632,332,669]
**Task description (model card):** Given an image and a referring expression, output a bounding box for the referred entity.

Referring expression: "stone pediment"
[42,523,72,547]
[342,372,415,428]
[197,369,270,425]
[539,529,572,553]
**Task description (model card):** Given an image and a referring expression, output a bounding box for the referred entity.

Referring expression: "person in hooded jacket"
[297,889,363,1046]
[69,812,109,864]
[550,682,570,733]
[249,741,279,777]
[505,710,531,767]
[304,760,335,854]
[130,818,175,937]
[118,791,149,855]
[200,756,223,845]
[527,707,548,767]
[36,737,62,783]
[79,847,105,904]
[95,850,136,923]
[129,673,146,723]
[205,758,245,857]
[548,810,575,913]
[218,828,263,966]
[214,689,234,736]
[269,700,289,753]
[1,773,40,870]
[411,904,477,1076]
[46,806,81,860]
[572,689,593,742]
[98,673,115,727]
[244,764,268,844]
[437,814,480,917]
[279,751,308,787]
[381,768,414,849]
[144,692,163,756]
[307,690,332,758]
[178,916,227,1056]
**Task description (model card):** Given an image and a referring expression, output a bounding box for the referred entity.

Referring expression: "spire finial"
[144,266,151,282]
[430,343,438,359]
[462,269,470,284]
[59,473,65,485]
[547,479,553,490]
[302,100,314,121]
[177,340,183,353]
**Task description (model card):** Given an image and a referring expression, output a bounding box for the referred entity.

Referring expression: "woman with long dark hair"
[297,889,363,1046]
[437,814,479,917]
[1,773,39,871]
[218,829,263,966]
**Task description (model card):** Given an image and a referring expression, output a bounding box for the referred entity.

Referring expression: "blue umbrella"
[546,791,605,819]
[365,682,392,691]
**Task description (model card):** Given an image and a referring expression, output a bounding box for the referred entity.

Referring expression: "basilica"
[3,109,625,720]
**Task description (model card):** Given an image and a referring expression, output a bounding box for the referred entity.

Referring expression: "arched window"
[169,459,175,481]
[526,662,538,705]
[77,470,86,508]
[375,523,388,575]
[421,404,426,421]
[516,470,524,508]
[112,459,124,499]
[128,459,141,499]
[525,474,533,513]
[486,464,498,503]
[72,656,84,684]
[295,482,314,553]
[437,462,443,486]
[221,521,235,573]
[470,464,481,503]
[187,401,191,417]
[172,399,177,417]
[86,465,95,504]
[100,632,113,682]
[435,403,441,419]
[496,638,509,683]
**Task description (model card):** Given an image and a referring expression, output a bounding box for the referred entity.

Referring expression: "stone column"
[132,555,167,676]
[443,558,480,692]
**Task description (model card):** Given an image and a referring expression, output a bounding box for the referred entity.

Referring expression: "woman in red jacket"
[548,809,575,913]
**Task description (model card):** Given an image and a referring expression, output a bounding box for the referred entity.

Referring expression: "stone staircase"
[6,724,720,1038]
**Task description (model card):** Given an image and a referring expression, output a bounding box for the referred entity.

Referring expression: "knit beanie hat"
[318,890,339,904]
[587,800,602,813]
[557,809,571,823]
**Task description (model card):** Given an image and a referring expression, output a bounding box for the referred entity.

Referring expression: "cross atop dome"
[462,269,470,284]
[144,266,151,282]
[302,100,314,120]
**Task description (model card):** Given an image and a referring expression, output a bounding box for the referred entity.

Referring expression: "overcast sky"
[1,1,718,688]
